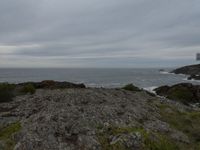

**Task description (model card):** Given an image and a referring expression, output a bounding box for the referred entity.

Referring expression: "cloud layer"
[0,0,200,68]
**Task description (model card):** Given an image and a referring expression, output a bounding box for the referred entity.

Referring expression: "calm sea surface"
[0,68,199,89]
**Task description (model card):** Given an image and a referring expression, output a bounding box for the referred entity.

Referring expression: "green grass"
[0,83,15,103]
[144,133,179,150]
[97,125,178,150]
[0,122,21,150]
[122,84,141,92]
[20,83,36,94]
[167,87,194,104]
[97,126,143,150]
[0,83,36,103]
[158,103,200,149]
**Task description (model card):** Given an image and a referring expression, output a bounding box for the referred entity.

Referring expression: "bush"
[20,84,36,94]
[167,87,193,105]
[0,83,15,103]
[122,84,141,92]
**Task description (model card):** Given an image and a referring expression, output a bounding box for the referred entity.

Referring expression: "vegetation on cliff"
[122,84,141,92]
[0,80,85,103]
[155,83,200,105]
[0,122,21,150]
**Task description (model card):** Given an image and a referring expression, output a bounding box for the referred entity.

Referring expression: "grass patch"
[158,103,200,149]
[97,125,178,150]
[144,133,179,150]
[0,82,36,103]
[20,83,36,94]
[97,126,143,150]
[167,87,194,104]
[0,83,15,103]
[0,122,21,150]
[122,84,141,92]
[0,83,36,103]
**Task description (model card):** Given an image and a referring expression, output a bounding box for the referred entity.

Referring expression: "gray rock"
[0,87,195,149]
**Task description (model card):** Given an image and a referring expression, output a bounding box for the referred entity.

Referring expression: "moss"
[167,87,193,104]
[0,83,36,102]
[122,84,141,92]
[97,125,178,150]
[97,134,127,150]
[20,84,36,94]
[158,103,200,149]
[0,122,21,150]
[144,133,179,150]
[97,126,144,150]
[0,83,15,102]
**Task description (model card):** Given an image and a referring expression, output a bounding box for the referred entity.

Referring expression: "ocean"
[0,68,199,89]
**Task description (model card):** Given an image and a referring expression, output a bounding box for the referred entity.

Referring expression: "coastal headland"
[0,80,200,150]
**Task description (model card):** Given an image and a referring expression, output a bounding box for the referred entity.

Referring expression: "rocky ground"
[171,64,200,80]
[0,82,200,150]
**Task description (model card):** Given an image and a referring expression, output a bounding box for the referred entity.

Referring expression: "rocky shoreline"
[0,81,200,149]
[171,64,200,80]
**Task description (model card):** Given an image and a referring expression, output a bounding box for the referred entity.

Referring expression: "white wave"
[182,78,188,81]
[178,73,188,76]
[143,86,158,94]
[159,71,175,75]
[183,78,200,83]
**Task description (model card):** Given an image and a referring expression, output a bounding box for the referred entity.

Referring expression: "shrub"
[20,84,36,94]
[122,84,141,92]
[167,87,193,104]
[0,83,15,103]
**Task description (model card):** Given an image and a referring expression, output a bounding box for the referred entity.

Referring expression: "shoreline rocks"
[171,64,200,80]
[187,74,200,80]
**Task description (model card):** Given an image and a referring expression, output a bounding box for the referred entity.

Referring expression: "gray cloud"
[0,0,199,68]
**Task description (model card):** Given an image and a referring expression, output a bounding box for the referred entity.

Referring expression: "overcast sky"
[0,0,199,68]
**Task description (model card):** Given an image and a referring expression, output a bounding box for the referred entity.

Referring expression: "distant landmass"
[171,64,200,80]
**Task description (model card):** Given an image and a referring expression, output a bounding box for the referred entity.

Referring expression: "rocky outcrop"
[0,84,200,149]
[171,64,200,80]
[17,80,86,89]
[155,83,200,104]
[187,74,200,80]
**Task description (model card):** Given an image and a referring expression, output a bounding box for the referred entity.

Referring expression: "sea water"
[0,68,199,89]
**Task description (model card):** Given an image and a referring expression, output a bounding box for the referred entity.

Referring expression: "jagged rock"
[171,64,200,75]
[188,74,200,80]
[171,64,200,80]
